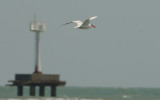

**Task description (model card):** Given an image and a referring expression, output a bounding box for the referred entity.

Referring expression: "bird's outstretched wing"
[63,20,82,27]
[89,16,97,21]
[81,16,97,27]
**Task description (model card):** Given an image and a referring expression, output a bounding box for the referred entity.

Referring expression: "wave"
[0,97,104,100]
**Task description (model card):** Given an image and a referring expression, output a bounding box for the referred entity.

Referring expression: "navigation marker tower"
[30,17,46,74]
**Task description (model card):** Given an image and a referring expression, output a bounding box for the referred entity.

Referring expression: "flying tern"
[63,16,97,29]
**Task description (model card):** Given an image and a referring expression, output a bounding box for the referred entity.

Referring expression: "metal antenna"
[33,14,36,22]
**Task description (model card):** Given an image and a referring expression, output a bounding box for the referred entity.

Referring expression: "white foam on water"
[0,97,103,100]
[6,98,20,100]
[25,98,39,100]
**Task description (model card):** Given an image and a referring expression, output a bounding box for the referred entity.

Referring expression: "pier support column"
[17,85,23,96]
[30,85,36,96]
[39,85,45,96]
[51,86,56,97]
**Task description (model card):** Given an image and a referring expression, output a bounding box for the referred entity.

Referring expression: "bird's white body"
[64,16,97,29]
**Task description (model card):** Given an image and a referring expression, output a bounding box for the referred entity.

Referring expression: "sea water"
[0,86,160,100]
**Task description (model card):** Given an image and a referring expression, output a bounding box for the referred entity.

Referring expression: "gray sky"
[0,0,160,88]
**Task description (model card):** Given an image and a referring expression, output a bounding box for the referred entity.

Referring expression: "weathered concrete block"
[15,74,59,81]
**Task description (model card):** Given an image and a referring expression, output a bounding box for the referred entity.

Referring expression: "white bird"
[63,16,97,29]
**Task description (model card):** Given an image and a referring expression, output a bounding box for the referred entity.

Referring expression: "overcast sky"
[1,0,160,88]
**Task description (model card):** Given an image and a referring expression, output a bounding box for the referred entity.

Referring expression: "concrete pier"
[7,18,66,97]
[39,85,45,96]
[8,74,66,97]
[17,85,23,96]
[30,85,36,96]
[51,86,56,96]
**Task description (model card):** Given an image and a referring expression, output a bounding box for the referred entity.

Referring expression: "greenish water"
[0,86,160,100]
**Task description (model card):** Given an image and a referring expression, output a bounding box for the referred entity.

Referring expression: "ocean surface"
[0,86,160,100]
